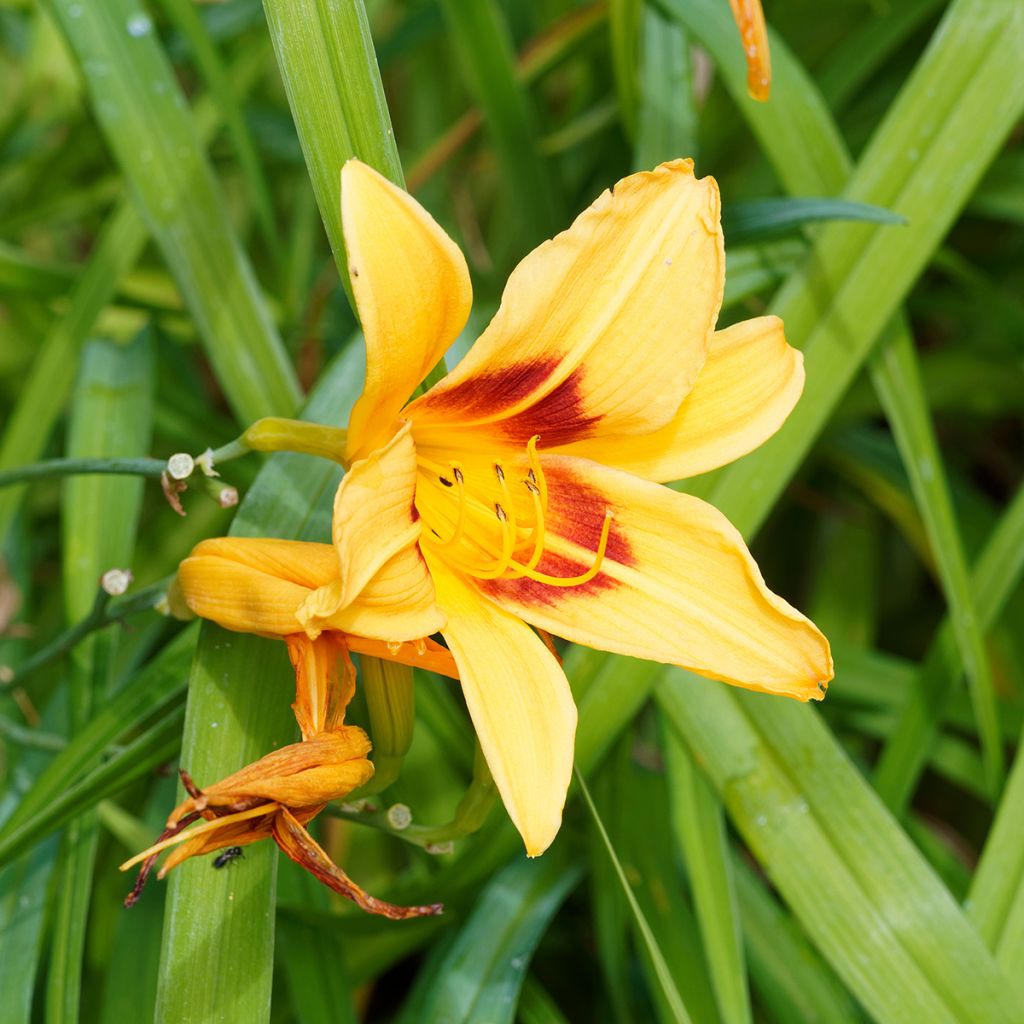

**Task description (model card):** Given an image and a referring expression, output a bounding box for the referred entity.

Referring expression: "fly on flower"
[175,158,832,866]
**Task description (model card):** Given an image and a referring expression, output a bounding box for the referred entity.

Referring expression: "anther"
[495,503,507,522]
[452,466,464,485]
[494,463,505,484]
[439,476,453,487]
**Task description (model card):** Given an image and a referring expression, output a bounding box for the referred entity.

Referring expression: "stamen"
[507,509,614,587]
[465,503,517,580]
[526,436,548,510]
[493,462,518,540]
[119,802,280,872]
[437,463,467,548]
[518,478,547,573]
[439,476,453,487]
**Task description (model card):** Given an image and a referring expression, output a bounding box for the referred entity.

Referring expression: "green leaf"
[437,0,562,243]
[723,196,907,242]
[658,672,1021,1024]
[154,344,362,1024]
[46,0,300,423]
[415,854,580,1024]
[663,725,751,1024]
[262,0,405,295]
[48,334,154,1024]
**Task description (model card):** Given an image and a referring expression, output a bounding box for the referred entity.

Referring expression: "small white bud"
[101,568,133,596]
[217,486,239,508]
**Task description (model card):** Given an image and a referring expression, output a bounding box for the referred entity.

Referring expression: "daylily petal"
[178,538,336,635]
[425,555,576,856]
[180,531,444,644]
[342,160,472,462]
[299,423,443,640]
[553,316,803,481]
[408,160,724,446]
[478,457,833,700]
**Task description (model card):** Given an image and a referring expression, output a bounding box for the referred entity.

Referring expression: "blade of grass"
[666,0,1018,803]
[157,0,279,257]
[577,768,694,1024]
[0,201,144,547]
[874,483,1024,811]
[634,3,694,170]
[657,671,1020,1024]
[415,854,581,1024]
[731,854,862,1024]
[868,323,1003,792]
[46,0,300,423]
[47,334,154,1024]
[154,346,363,1024]
[262,0,405,296]
[968,717,1024,977]
[663,725,751,1024]
[437,0,562,243]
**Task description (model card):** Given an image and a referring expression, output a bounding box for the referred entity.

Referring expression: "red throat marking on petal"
[420,358,603,445]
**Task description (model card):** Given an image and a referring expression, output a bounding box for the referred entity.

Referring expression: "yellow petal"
[298,424,444,641]
[477,457,832,700]
[342,160,473,462]
[553,316,803,481]
[426,556,576,855]
[177,538,337,635]
[408,160,723,446]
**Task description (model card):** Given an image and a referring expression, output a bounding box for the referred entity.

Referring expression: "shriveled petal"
[298,424,444,641]
[408,160,723,446]
[342,160,472,462]
[478,457,833,700]
[178,538,337,636]
[272,806,444,919]
[426,556,576,856]
[554,316,803,481]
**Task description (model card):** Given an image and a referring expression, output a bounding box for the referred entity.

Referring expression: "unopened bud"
[425,841,454,856]
[216,486,238,508]
[101,568,133,596]
[166,453,194,480]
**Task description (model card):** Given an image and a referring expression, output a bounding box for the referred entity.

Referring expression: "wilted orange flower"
[122,635,442,918]
[177,158,832,862]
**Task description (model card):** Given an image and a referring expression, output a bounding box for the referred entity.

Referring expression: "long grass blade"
[46,0,300,423]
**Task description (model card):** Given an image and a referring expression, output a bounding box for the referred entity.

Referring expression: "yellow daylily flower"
[179,157,832,861]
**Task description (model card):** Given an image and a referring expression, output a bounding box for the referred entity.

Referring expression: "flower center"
[415,435,612,586]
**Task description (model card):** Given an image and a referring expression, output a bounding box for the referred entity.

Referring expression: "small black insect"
[212,846,244,869]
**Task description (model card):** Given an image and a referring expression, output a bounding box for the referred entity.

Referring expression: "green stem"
[0,457,166,489]
[1,579,172,688]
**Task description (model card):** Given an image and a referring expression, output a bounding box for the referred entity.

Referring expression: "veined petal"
[553,316,803,481]
[299,423,438,638]
[342,161,472,462]
[478,457,833,700]
[426,555,576,856]
[178,538,336,636]
[180,531,443,644]
[408,160,723,446]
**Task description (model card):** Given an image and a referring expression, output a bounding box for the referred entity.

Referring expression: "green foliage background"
[1,0,1023,1021]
